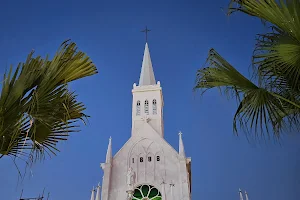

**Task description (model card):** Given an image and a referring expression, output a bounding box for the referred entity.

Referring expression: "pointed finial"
[245,191,249,200]
[90,186,96,200]
[105,137,112,163]
[95,183,101,200]
[239,188,244,200]
[178,131,186,158]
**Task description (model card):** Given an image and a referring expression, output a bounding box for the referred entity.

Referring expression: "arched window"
[136,100,141,116]
[152,99,157,115]
[144,100,149,115]
[133,185,162,200]
[156,156,160,161]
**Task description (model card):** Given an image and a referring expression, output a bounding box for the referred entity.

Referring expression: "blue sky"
[0,0,300,200]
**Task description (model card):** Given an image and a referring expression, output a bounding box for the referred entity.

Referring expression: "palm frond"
[253,27,300,92]
[194,1,300,140]
[194,49,299,139]
[0,40,98,160]
[194,49,258,94]
[228,0,300,42]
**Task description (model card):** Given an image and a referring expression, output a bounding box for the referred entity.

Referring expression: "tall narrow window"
[136,100,141,116]
[152,99,157,115]
[132,158,135,163]
[156,156,160,161]
[140,157,144,162]
[144,100,149,115]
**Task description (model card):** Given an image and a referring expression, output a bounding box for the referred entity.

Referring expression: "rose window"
[132,185,162,200]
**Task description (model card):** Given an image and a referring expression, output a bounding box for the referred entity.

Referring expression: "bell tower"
[131,42,164,137]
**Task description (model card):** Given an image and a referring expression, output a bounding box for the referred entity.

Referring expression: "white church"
[89,41,192,200]
[89,41,251,200]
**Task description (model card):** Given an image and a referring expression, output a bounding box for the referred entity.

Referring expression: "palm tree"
[194,0,300,140]
[0,40,97,161]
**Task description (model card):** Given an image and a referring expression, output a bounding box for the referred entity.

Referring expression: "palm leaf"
[228,0,300,42]
[195,0,300,140]
[194,49,298,139]
[0,40,98,160]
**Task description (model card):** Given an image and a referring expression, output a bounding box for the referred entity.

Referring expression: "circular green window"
[132,185,162,200]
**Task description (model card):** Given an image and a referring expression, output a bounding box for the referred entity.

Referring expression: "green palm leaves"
[0,40,97,160]
[194,0,300,139]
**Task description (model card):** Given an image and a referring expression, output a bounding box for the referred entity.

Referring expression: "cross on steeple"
[141,26,151,42]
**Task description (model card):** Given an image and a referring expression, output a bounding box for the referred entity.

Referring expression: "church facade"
[90,42,192,200]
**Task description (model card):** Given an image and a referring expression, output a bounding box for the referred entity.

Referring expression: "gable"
[113,122,179,163]
[137,122,179,158]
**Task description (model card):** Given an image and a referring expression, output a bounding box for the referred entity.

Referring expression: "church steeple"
[139,43,156,86]
[132,42,164,137]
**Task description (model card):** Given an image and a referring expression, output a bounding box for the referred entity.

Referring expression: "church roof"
[139,43,156,86]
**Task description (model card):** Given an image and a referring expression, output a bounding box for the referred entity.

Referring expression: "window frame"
[144,100,149,115]
[136,100,141,116]
[156,156,160,161]
[152,99,157,115]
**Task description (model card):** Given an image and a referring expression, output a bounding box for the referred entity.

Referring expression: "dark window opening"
[145,100,149,115]
[140,157,143,162]
[156,156,160,161]
[148,157,152,162]
[132,158,134,163]
[153,99,157,115]
[136,100,141,116]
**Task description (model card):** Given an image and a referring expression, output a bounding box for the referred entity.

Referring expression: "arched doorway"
[132,185,162,200]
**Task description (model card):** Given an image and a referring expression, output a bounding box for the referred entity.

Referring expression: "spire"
[95,183,101,200]
[105,136,112,163]
[90,187,95,200]
[179,131,186,158]
[245,191,249,200]
[239,189,244,200]
[139,43,156,86]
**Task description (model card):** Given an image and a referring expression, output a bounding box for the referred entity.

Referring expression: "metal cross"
[141,26,151,42]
